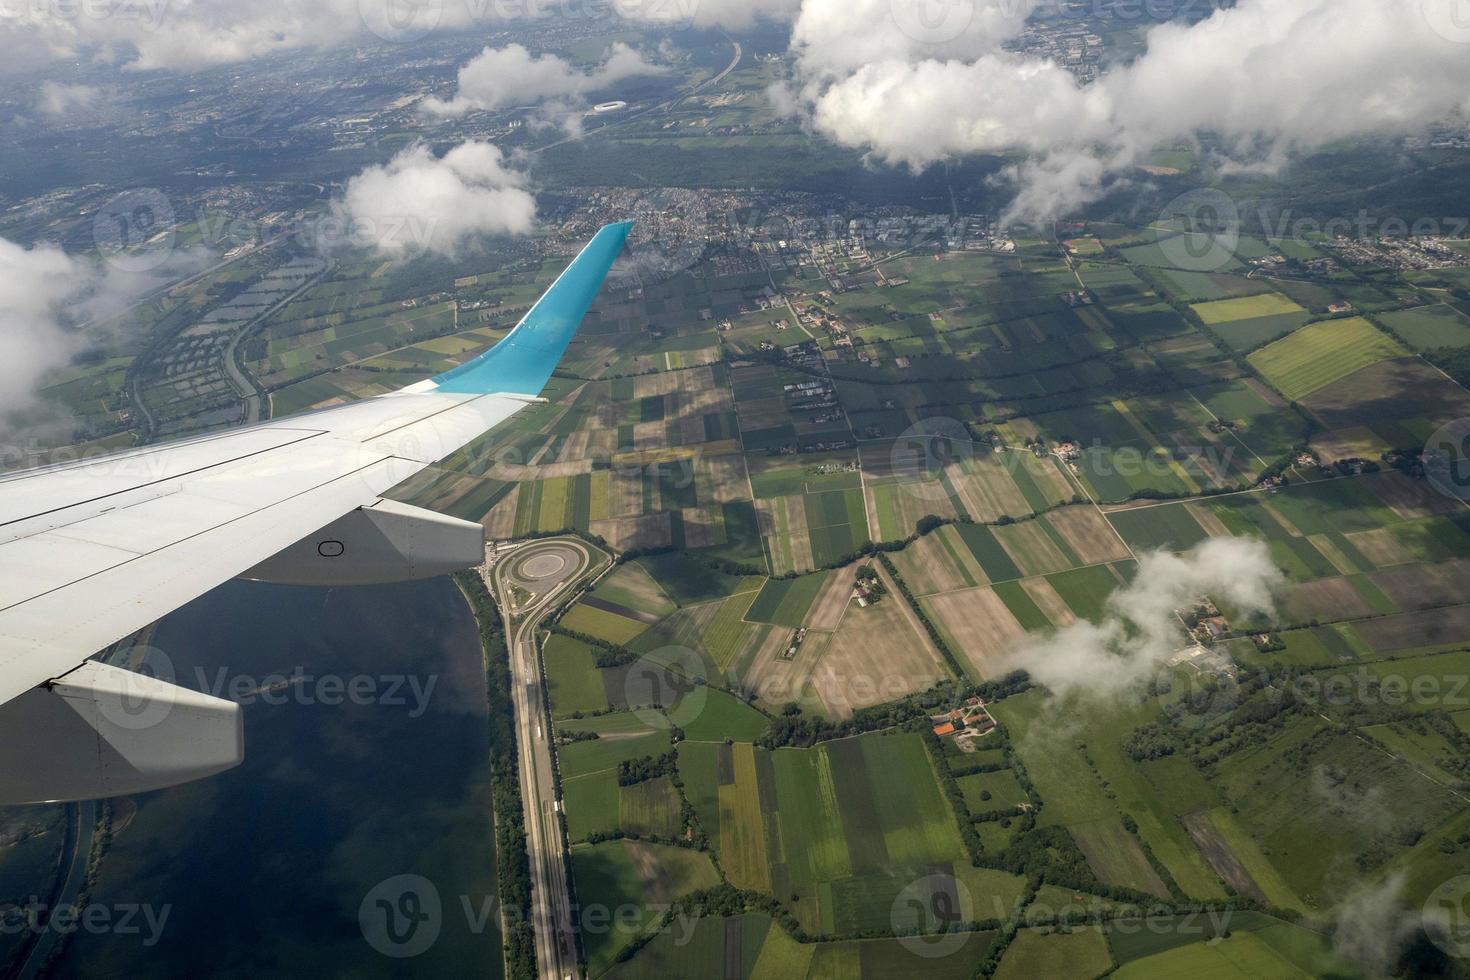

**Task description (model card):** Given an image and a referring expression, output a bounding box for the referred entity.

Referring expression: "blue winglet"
[432,221,634,396]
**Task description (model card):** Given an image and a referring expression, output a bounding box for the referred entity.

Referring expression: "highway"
[485,539,605,980]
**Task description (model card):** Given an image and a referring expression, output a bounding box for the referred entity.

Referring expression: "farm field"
[1192,293,1305,324]
[1380,303,1470,351]
[571,840,722,975]
[44,58,1470,980]
[994,928,1111,980]
[233,209,1470,980]
[1247,317,1407,401]
[601,913,997,980]
[746,572,829,627]
[676,733,1017,934]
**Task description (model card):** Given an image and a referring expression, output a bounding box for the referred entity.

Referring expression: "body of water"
[51,578,503,978]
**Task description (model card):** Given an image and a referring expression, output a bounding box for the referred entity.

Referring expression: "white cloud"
[37,82,103,118]
[788,0,1470,220]
[791,0,1038,76]
[0,240,88,418]
[332,141,537,258]
[0,0,797,74]
[423,42,665,119]
[617,0,801,30]
[0,237,209,421]
[1332,873,1418,978]
[0,0,358,72]
[1003,537,1284,700]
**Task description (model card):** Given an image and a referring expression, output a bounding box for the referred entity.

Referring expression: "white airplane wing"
[0,221,633,803]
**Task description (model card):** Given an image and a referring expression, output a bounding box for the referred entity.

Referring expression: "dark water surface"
[56,578,502,979]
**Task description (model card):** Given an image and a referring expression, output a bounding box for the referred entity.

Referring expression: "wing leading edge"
[428,220,633,396]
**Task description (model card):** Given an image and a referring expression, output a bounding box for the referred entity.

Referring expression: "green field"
[591,563,678,620]
[955,524,1023,582]
[1046,565,1124,622]
[804,488,871,566]
[1191,293,1304,325]
[1106,504,1208,553]
[1381,303,1470,351]
[545,635,611,717]
[677,733,1010,934]
[995,928,1111,980]
[1112,929,1344,979]
[746,572,828,627]
[678,688,771,742]
[561,602,651,645]
[1247,317,1408,401]
[571,840,722,975]
[603,913,996,980]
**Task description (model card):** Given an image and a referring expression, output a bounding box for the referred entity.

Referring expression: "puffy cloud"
[806,53,1109,169]
[0,0,355,72]
[789,0,1470,220]
[1332,874,1419,978]
[1003,537,1284,700]
[791,0,1038,75]
[0,0,797,74]
[37,82,103,118]
[617,0,801,29]
[0,237,209,422]
[0,240,88,418]
[423,42,665,118]
[331,141,537,257]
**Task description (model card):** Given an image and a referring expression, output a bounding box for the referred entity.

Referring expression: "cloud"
[0,0,797,74]
[1332,873,1418,978]
[618,0,801,29]
[0,237,210,424]
[423,42,665,119]
[37,82,103,118]
[1003,537,1284,700]
[786,0,1470,220]
[331,141,537,258]
[791,0,1039,75]
[0,0,357,72]
[0,240,89,419]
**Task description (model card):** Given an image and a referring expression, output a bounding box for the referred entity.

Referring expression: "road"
[486,539,605,980]
[221,257,330,425]
[16,800,97,980]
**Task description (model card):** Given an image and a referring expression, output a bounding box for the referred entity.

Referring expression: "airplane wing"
[0,220,632,803]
